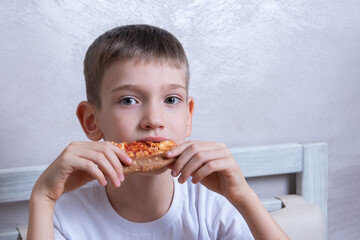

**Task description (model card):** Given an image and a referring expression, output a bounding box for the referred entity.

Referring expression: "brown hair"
[83,24,189,108]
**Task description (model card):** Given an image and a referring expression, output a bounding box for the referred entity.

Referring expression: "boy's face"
[94,59,194,145]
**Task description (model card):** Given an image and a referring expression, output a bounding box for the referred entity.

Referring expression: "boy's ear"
[76,101,104,141]
[186,97,195,137]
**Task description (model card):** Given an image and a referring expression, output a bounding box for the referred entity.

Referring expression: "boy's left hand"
[167,141,249,203]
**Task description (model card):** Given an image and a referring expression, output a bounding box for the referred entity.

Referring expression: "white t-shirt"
[54,178,254,240]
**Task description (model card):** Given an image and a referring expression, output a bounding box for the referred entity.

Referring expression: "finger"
[74,141,131,182]
[166,141,217,158]
[69,156,108,186]
[170,141,227,177]
[109,142,133,165]
[109,143,136,182]
[74,148,121,187]
[166,162,175,169]
[101,142,130,181]
[170,142,213,177]
[178,149,231,183]
[171,141,227,160]
[101,143,127,183]
[86,142,125,180]
[77,141,133,165]
[191,159,229,184]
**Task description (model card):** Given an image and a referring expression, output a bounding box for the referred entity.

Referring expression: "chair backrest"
[232,142,327,239]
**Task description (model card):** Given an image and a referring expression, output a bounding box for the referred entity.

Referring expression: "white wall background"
[1,1,359,239]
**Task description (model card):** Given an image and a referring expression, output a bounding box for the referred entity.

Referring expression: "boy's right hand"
[31,141,133,203]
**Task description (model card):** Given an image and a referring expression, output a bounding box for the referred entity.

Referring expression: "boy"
[27,24,288,239]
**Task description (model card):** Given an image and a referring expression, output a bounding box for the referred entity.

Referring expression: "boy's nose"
[140,104,165,130]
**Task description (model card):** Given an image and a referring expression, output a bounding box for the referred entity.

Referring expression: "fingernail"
[127,157,133,163]
[171,169,178,177]
[102,179,108,186]
[166,151,173,157]
[178,175,184,184]
[116,178,121,187]
[120,174,125,182]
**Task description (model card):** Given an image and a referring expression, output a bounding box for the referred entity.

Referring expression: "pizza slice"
[112,140,177,175]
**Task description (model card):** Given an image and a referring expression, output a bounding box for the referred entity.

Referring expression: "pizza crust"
[123,154,177,175]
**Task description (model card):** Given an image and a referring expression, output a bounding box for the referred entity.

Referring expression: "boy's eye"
[119,97,138,105]
[164,96,180,104]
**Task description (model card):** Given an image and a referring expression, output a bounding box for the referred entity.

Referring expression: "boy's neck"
[105,170,174,223]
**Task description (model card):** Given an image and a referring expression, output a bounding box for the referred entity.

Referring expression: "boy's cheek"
[169,118,188,143]
[100,119,134,142]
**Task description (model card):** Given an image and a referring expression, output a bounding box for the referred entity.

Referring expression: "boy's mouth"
[138,136,169,143]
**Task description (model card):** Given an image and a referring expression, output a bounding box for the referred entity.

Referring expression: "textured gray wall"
[1,1,359,239]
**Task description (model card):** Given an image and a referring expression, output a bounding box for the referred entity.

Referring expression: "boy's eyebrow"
[110,84,140,93]
[165,84,187,91]
[110,83,186,93]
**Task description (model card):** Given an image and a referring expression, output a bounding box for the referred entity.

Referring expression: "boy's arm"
[27,190,56,239]
[231,184,288,239]
[168,141,289,240]
[27,141,132,240]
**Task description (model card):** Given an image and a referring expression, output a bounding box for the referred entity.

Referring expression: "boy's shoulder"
[53,181,110,237]
[182,180,253,238]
